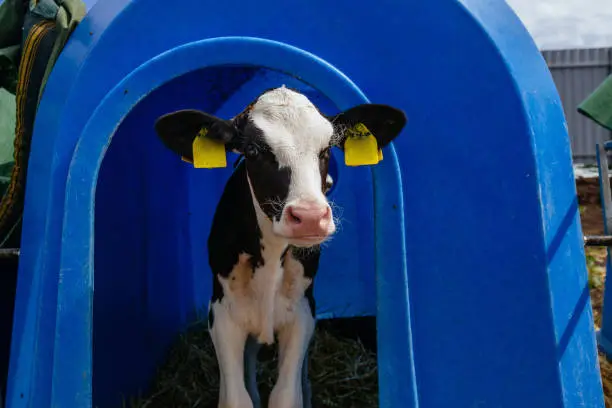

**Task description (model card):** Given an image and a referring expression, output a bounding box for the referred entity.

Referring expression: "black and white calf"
[154,86,406,408]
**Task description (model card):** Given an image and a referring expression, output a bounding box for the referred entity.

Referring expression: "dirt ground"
[577,178,607,235]
[576,177,612,407]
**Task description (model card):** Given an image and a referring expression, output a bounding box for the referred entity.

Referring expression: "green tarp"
[578,74,612,132]
[0,90,16,198]
[0,0,23,203]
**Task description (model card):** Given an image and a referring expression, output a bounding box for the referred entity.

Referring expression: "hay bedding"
[127,321,379,408]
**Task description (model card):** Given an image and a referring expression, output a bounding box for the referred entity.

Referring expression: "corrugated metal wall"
[542,47,612,164]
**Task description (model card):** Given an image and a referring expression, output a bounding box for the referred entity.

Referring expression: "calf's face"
[154,87,406,247]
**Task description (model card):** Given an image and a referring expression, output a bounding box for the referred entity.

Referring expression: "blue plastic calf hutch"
[4,0,604,407]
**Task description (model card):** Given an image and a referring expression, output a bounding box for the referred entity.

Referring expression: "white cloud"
[506,0,612,50]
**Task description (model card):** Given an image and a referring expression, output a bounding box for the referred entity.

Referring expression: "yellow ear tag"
[344,123,381,166]
[192,128,227,169]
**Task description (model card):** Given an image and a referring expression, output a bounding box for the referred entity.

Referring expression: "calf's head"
[154,87,406,247]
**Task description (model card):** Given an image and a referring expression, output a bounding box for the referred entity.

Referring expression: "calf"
[154,86,406,408]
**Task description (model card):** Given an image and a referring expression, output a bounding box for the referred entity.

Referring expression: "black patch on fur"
[318,147,331,192]
[208,161,264,326]
[208,306,215,327]
[237,116,292,221]
[291,247,321,317]
[280,246,291,266]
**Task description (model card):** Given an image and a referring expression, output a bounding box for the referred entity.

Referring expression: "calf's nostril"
[287,207,302,224]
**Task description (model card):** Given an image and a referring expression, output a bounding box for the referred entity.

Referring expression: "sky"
[506,0,612,50]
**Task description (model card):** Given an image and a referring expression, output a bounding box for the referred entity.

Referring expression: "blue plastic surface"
[5,0,604,407]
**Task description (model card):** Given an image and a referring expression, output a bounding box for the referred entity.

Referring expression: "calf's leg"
[209,301,253,408]
[268,298,315,408]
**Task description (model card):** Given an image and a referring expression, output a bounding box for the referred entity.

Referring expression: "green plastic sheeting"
[0,89,15,199]
[578,74,612,132]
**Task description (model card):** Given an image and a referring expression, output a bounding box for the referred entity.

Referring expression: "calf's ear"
[154,109,237,162]
[329,104,407,149]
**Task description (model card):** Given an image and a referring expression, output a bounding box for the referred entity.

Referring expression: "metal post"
[595,141,612,359]
[585,235,612,247]
[0,249,19,258]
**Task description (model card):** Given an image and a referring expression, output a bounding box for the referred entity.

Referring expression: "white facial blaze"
[250,86,333,207]
[288,155,324,204]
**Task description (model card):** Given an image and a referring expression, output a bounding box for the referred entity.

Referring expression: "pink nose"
[284,202,332,238]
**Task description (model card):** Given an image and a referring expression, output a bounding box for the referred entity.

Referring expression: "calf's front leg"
[268,298,315,408]
[209,301,253,408]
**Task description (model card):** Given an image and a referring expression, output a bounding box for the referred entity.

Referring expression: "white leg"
[210,300,253,408]
[268,298,315,408]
